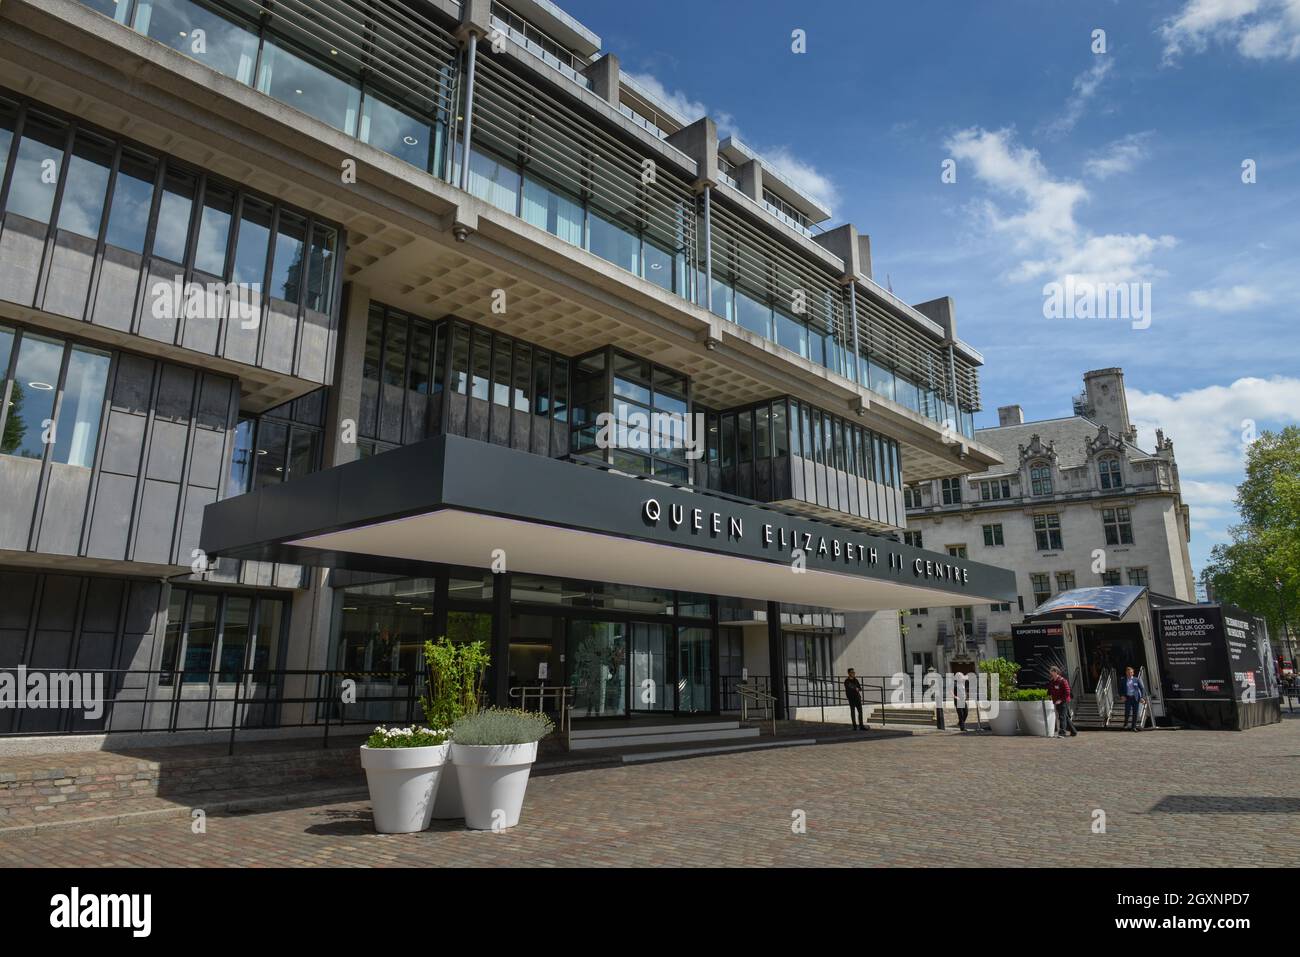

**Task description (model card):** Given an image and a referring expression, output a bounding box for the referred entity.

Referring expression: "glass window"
[268,211,305,303]
[587,208,639,273]
[227,416,254,496]
[467,148,520,214]
[734,286,771,339]
[709,276,734,322]
[1103,507,1134,546]
[895,375,920,412]
[52,345,110,467]
[133,0,259,84]
[159,589,186,685]
[1030,463,1053,496]
[253,419,287,489]
[252,598,284,673]
[218,595,251,681]
[449,323,469,396]
[286,425,318,480]
[471,328,491,401]
[521,175,583,245]
[408,322,432,397]
[552,357,569,422]
[151,165,195,263]
[7,113,67,223]
[360,90,435,172]
[194,181,234,275]
[492,337,512,406]
[1034,513,1063,551]
[1099,456,1123,490]
[232,197,271,287]
[304,224,336,313]
[513,342,532,412]
[0,98,16,192]
[256,38,360,135]
[182,592,218,682]
[869,359,896,402]
[2,333,63,459]
[103,149,156,253]
[642,237,675,292]
[1127,567,1149,587]
[737,410,753,464]
[533,351,551,416]
[81,0,134,22]
[774,309,807,357]
[983,524,1004,547]
[57,133,113,238]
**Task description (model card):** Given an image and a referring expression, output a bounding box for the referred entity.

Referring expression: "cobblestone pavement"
[3,719,1297,867]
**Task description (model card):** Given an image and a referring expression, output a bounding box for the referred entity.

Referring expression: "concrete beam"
[666,117,718,190]
[584,52,619,107]
[737,158,762,203]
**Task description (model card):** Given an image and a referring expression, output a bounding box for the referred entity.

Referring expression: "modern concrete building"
[0,0,1014,746]
[903,367,1195,678]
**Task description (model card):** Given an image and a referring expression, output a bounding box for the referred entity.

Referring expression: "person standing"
[1121,666,1148,732]
[844,669,866,730]
[953,672,970,732]
[1047,666,1078,738]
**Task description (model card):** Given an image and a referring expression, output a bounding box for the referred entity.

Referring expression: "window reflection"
[103,150,156,253]
[52,346,110,467]
[2,333,62,459]
[194,182,234,275]
[7,114,66,224]
[232,197,271,287]
[269,212,305,303]
[57,133,113,239]
[151,166,195,263]
[360,92,436,172]
[256,40,360,136]
[133,0,259,84]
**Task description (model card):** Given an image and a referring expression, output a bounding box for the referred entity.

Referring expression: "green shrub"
[451,707,555,746]
[365,725,449,749]
[1009,688,1049,701]
[978,657,1020,701]
[420,636,491,730]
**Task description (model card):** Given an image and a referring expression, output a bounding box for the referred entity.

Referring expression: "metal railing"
[0,666,422,754]
[1136,666,1153,729]
[1095,667,1116,728]
[734,682,777,736]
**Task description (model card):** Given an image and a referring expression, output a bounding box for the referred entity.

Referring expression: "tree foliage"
[1203,426,1300,643]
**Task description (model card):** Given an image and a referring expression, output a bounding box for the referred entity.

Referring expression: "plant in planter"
[359,725,450,834]
[978,657,1022,735]
[450,708,554,831]
[419,637,491,819]
[1010,687,1057,737]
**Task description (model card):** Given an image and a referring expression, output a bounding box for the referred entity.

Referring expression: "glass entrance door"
[630,623,672,713]
[677,626,714,712]
[569,620,627,718]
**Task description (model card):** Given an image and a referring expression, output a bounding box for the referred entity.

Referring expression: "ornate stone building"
[902,368,1195,670]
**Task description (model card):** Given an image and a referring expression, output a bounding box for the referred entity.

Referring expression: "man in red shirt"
[1047,666,1078,738]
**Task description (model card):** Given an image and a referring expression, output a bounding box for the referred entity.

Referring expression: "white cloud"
[1160,0,1300,63]
[1188,284,1271,311]
[623,70,838,213]
[1039,59,1113,139]
[1083,131,1154,179]
[1127,376,1300,475]
[945,127,1176,285]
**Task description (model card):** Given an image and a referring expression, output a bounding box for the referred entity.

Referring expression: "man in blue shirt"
[1121,666,1147,732]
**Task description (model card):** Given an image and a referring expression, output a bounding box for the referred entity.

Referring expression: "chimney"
[998,405,1024,427]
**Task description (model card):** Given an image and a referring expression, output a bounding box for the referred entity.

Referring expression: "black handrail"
[0,666,422,755]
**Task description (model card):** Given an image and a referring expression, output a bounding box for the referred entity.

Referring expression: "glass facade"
[228,388,326,496]
[158,586,289,685]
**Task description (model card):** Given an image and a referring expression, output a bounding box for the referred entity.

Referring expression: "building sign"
[1220,604,1277,701]
[1010,622,1066,687]
[1156,608,1232,700]
[640,497,972,586]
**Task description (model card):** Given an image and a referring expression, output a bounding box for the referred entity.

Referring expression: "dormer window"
[1099,456,1123,490]
[1029,463,1053,496]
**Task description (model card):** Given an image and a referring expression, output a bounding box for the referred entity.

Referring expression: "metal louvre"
[855,292,948,393]
[471,52,697,257]
[265,0,460,118]
[954,356,982,411]
[709,198,846,339]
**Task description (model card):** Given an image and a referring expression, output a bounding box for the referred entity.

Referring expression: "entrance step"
[568,720,760,750]
[621,738,818,763]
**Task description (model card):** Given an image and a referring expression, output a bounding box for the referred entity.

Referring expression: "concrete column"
[737,158,762,202]
[766,601,786,720]
[325,282,370,469]
[584,53,619,107]
[666,117,719,189]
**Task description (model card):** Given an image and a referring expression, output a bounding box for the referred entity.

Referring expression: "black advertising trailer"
[1153,600,1282,730]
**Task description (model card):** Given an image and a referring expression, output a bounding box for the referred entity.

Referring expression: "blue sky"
[561,0,1300,582]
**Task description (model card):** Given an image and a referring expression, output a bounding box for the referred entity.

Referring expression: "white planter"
[1019,700,1058,737]
[982,699,1020,735]
[431,760,463,820]
[450,741,539,831]
[360,742,449,834]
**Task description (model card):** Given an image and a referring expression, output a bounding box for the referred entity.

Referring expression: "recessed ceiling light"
[329,48,338,55]
[403,135,419,146]
[256,449,268,456]
[179,31,187,37]
[28,381,53,391]
[294,89,303,95]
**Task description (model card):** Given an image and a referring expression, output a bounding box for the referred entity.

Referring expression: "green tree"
[1203,426,1300,644]
[2,381,26,454]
